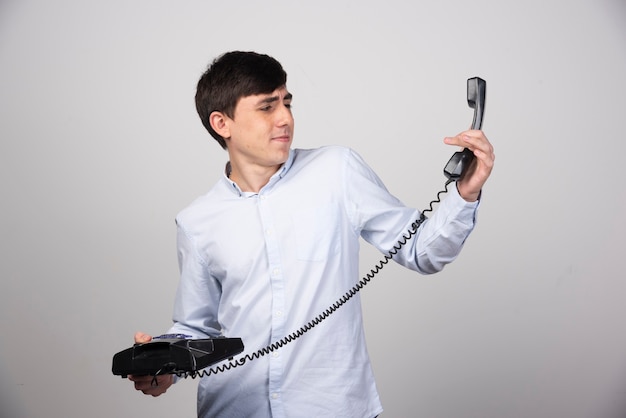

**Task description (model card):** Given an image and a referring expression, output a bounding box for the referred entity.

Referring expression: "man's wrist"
[456,182,481,202]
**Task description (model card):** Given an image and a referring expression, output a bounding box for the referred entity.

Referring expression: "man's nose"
[276,104,293,126]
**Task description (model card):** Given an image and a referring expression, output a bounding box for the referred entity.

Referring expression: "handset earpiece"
[468,77,486,130]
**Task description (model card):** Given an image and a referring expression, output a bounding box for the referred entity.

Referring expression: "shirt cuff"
[444,181,480,225]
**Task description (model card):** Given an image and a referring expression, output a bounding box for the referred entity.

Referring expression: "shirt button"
[271,393,279,399]
[275,310,283,317]
[272,351,280,358]
[272,268,280,276]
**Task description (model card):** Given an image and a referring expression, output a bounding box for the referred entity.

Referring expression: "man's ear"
[209,111,230,139]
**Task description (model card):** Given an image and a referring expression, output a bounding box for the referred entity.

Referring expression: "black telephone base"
[111,337,244,377]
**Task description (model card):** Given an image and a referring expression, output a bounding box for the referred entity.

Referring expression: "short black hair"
[195,51,288,149]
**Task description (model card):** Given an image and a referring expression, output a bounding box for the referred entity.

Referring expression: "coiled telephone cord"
[169,180,453,381]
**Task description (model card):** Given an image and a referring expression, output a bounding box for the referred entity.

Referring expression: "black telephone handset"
[443,77,486,181]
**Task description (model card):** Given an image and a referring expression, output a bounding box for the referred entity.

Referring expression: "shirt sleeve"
[344,148,479,274]
[167,220,223,338]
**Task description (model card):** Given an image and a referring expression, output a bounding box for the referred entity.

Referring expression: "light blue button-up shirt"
[168,146,479,417]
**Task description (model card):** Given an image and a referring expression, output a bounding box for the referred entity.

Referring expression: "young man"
[129,51,495,417]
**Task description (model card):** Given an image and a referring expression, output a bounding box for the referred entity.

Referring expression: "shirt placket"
[257,192,286,418]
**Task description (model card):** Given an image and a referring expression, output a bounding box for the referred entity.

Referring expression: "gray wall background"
[1,0,625,417]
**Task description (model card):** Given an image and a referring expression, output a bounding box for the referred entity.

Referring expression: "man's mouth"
[272,133,291,143]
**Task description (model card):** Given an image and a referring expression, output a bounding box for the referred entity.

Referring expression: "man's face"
[225,86,294,171]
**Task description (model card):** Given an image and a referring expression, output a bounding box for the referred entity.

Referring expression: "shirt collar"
[222,149,295,197]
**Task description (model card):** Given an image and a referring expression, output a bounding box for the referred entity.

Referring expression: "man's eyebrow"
[257,92,293,105]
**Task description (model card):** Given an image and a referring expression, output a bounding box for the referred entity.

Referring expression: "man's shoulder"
[294,144,351,158]
[291,145,358,168]
[291,145,372,176]
[175,180,227,226]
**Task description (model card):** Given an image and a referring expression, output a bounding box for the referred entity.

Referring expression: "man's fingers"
[134,331,152,344]
[128,374,171,396]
